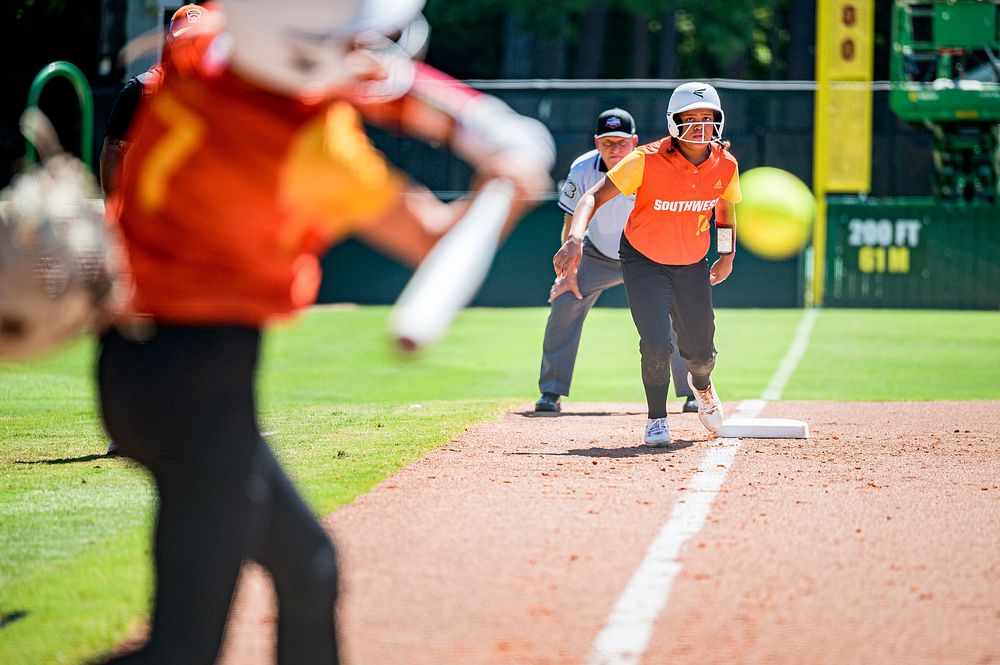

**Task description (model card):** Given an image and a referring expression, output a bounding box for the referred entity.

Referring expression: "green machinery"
[890,0,1000,203]
[822,1,999,309]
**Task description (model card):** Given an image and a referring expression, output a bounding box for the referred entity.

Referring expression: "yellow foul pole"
[812,0,875,306]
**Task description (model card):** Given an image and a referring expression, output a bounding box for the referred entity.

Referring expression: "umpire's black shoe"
[682,396,699,413]
[535,392,562,413]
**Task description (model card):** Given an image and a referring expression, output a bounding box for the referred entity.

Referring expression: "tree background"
[424,0,817,80]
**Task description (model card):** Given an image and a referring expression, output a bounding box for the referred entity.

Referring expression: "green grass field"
[1,307,998,663]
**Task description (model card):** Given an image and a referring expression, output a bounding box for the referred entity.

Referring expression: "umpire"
[535,108,695,413]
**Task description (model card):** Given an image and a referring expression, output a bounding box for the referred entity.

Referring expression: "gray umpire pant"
[538,238,691,398]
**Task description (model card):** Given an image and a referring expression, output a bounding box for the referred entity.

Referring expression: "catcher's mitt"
[0,109,122,358]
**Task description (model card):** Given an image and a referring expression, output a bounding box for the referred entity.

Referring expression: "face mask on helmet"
[220,0,427,102]
[668,109,724,144]
[665,82,726,145]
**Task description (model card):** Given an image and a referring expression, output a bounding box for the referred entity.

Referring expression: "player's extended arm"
[560,212,572,244]
[357,63,554,206]
[710,200,736,285]
[356,185,471,267]
[547,213,582,301]
[358,64,555,349]
[552,175,620,276]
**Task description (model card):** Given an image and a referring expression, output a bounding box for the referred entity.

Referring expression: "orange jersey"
[114,33,405,326]
[607,137,741,265]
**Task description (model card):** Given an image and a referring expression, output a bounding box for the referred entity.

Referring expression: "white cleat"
[643,417,672,447]
[687,372,724,433]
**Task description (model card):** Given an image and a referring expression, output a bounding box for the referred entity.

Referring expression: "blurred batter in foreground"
[99,1,553,662]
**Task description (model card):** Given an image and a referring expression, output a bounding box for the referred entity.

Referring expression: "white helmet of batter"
[666,82,725,144]
[220,0,427,100]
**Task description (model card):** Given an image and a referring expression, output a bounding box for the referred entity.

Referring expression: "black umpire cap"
[595,108,636,138]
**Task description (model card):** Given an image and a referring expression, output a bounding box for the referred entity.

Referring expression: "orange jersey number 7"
[138,91,206,213]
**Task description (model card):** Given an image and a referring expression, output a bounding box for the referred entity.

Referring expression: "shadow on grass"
[0,610,28,631]
[16,454,113,465]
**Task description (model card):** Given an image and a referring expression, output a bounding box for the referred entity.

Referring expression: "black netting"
[367,84,935,199]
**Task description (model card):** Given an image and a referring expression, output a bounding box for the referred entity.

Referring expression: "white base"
[717,417,809,439]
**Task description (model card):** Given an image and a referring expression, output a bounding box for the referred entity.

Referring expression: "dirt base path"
[218,400,1000,665]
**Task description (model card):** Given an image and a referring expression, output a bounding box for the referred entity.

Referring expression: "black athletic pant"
[98,325,340,665]
[619,234,717,419]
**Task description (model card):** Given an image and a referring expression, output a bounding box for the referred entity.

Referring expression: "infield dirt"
[217,400,1000,664]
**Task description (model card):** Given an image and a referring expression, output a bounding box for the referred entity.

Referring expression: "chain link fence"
[368,80,936,199]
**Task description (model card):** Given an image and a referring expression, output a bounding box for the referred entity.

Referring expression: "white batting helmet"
[220,0,427,100]
[666,82,725,144]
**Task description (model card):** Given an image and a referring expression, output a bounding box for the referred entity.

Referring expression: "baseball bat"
[390,178,516,351]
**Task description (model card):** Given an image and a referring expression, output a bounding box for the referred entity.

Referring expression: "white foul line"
[586,308,819,665]
[762,308,818,401]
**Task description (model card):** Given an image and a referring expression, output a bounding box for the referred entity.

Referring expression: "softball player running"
[98,2,553,662]
[553,82,740,446]
[535,108,695,414]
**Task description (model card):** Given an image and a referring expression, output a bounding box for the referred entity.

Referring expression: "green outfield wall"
[319,202,803,308]
[825,198,1000,309]
[320,197,999,310]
